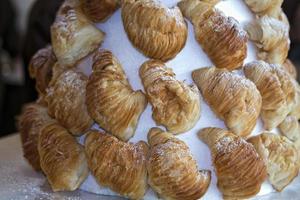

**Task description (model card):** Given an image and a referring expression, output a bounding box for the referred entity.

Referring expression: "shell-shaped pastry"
[245,16,290,64]
[86,49,147,141]
[18,103,54,171]
[244,60,296,130]
[140,60,201,134]
[147,127,211,200]
[38,122,89,191]
[46,69,93,135]
[248,132,299,191]
[199,127,267,199]
[121,0,187,61]
[283,59,297,79]
[85,130,148,199]
[192,67,261,137]
[51,0,105,67]
[290,80,300,119]
[80,0,119,22]
[178,0,247,70]
[279,116,300,141]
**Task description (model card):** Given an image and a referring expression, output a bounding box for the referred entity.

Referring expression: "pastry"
[46,69,93,136]
[85,130,148,199]
[248,132,299,191]
[38,122,89,191]
[86,49,147,141]
[279,116,300,141]
[51,0,105,67]
[289,80,300,119]
[80,0,119,22]
[283,59,297,79]
[121,0,187,61]
[140,60,201,134]
[199,127,267,199]
[18,103,54,171]
[243,60,296,130]
[147,127,211,200]
[178,0,247,70]
[192,67,261,137]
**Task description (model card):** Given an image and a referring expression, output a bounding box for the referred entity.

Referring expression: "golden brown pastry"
[80,0,119,22]
[283,59,297,79]
[289,80,300,119]
[18,103,54,171]
[248,132,299,191]
[199,127,267,199]
[121,0,187,61]
[38,122,89,191]
[140,60,201,134]
[147,127,211,200]
[51,0,105,67]
[246,16,290,64]
[85,130,148,199]
[178,0,247,70]
[244,60,296,130]
[279,116,300,141]
[46,69,93,136]
[86,49,147,141]
[192,67,261,137]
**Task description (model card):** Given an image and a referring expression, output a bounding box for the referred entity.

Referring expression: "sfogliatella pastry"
[192,67,261,137]
[51,0,105,67]
[18,103,54,171]
[140,60,201,134]
[38,122,89,191]
[121,0,187,61]
[279,116,300,141]
[199,127,267,199]
[86,49,147,141]
[80,0,119,22]
[244,60,296,130]
[46,69,93,136]
[248,132,299,191]
[147,127,211,200]
[283,59,297,79]
[85,130,148,199]
[178,0,247,70]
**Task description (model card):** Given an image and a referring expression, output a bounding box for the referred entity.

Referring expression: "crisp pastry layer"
[192,67,261,137]
[178,0,247,70]
[248,132,299,191]
[38,122,89,192]
[121,0,187,61]
[199,127,267,199]
[283,59,297,79]
[86,49,147,141]
[140,60,201,134]
[147,128,211,200]
[85,130,148,200]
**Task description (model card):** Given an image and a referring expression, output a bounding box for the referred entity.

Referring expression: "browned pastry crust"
[85,130,148,199]
[178,0,247,70]
[86,50,147,141]
[192,67,261,137]
[279,116,300,141]
[248,132,299,191]
[283,59,297,79]
[147,127,211,200]
[199,127,267,199]
[18,103,54,171]
[46,69,93,136]
[51,0,105,67]
[140,60,201,134]
[38,122,89,191]
[121,0,187,61]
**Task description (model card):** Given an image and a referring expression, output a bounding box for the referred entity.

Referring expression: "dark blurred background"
[0,0,299,137]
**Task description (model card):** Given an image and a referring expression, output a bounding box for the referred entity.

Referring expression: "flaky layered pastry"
[192,67,261,137]
[147,128,211,200]
[85,130,148,199]
[51,0,104,67]
[199,127,267,199]
[283,59,297,79]
[140,60,201,134]
[178,0,247,70]
[248,132,299,191]
[46,69,93,136]
[279,116,300,141]
[246,16,290,64]
[38,122,89,191]
[244,61,296,130]
[86,49,147,141]
[121,0,187,61]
